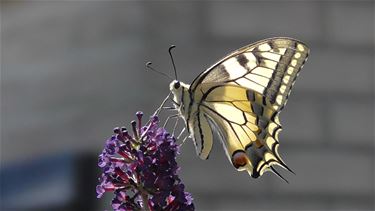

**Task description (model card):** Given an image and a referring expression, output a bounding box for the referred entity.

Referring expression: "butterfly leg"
[145,93,172,126]
[177,127,186,139]
[163,114,179,129]
[152,93,172,117]
[172,117,180,135]
[176,127,191,147]
[162,106,176,110]
[178,134,190,147]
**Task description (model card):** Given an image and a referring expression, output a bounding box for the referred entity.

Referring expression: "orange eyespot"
[232,151,248,169]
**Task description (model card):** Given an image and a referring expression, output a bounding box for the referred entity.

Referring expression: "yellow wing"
[189,37,309,179]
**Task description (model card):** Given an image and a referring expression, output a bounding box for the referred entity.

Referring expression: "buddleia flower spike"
[97,111,194,211]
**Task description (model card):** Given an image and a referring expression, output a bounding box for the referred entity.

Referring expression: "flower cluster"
[96,112,194,211]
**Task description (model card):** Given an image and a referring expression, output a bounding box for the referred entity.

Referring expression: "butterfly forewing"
[184,37,309,178]
[191,37,309,111]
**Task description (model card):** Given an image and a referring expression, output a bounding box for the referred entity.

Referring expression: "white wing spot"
[224,57,247,79]
[287,67,294,75]
[258,43,271,51]
[290,59,298,67]
[276,95,283,105]
[279,84,287,94]
[297,44,305,51]
[283,75,291,84]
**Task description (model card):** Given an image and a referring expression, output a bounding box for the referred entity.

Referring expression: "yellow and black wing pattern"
[189,37,309,179]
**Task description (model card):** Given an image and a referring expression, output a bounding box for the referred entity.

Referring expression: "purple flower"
[97,112,194,211]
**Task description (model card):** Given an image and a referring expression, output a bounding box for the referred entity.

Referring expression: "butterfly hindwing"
[188,37,309,178]
[198,85,287,177]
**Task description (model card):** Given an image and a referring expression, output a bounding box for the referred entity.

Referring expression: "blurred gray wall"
[1,1,374,210]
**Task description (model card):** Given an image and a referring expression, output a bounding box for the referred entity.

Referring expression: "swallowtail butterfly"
[153,37,309,181]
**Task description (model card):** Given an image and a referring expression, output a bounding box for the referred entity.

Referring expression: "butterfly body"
[169,37,309,179]
[170,80,190,120]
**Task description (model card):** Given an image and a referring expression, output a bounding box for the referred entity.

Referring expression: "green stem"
[140,191,150,211]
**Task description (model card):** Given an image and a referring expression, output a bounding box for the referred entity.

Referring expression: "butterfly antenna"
[145,62,173,80]
[168,45,178,80]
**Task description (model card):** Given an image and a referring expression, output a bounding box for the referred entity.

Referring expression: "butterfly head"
[169,80,189,108]
[171,80,181,90]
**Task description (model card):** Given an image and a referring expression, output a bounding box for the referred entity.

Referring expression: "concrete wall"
[1,1,374,210]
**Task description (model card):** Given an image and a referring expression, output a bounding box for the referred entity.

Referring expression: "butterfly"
[151,37,309,181]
